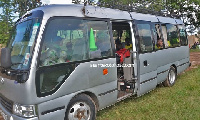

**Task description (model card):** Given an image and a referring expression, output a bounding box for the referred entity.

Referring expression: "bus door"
[112,21,136,98]
[134,20,158,96]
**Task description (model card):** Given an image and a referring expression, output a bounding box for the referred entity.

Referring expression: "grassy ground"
[190,48,200,52]
[97,67,200,120]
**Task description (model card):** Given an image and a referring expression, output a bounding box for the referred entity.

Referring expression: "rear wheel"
[163,66,176,87]
[65,94,96,120]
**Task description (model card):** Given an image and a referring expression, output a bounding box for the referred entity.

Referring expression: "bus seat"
[123,52,133,81]
[71,38,87,61]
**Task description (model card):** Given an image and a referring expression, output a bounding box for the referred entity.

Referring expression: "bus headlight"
[13,103,37,118]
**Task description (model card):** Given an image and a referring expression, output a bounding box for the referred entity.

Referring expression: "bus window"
[37,18,112,94]
[161,24,169,48]
[153,24,164,50]
[166,24,180,47]
[40,18,112,67]
[178,25,188,46]
[136,23,153,53]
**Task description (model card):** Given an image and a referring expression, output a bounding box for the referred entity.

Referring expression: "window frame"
[161,23,181,48]
[36,16,115,97]
[177,24,188,46]
[37,16,115,68]
[134,20,155,54]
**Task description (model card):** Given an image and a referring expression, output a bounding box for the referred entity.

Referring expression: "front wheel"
[65,94,96,120]
[163,66,177,87]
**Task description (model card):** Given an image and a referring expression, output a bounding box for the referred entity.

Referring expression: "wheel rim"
[68,102,91,120]
[169,69,176,84]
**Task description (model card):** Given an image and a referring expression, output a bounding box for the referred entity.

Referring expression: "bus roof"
[29,4,183,24]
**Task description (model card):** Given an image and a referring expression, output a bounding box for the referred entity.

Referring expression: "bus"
[0,4,189,120]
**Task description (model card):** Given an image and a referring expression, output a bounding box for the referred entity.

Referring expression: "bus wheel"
[163,66,176,87]
[65,94,96,120]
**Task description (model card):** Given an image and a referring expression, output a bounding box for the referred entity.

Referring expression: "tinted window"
[161,24,168,48]
[137,23,153,52]
[7,19,41,70]
[40,18,112,67]
[178,25,188,46]
[166,24,180,47]
[152,24,164,50]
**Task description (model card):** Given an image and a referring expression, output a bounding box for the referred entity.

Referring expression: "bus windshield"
[7,18,41,70]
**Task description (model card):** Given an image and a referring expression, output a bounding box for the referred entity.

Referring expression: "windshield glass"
[7,18,41,70]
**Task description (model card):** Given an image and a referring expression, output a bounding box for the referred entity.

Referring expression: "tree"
[0,0,15,45]
[98,0,200,33]
[0,0,42,45]
[13,0,42,17]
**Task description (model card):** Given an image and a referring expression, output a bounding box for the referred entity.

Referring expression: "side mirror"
[1,48,12,69]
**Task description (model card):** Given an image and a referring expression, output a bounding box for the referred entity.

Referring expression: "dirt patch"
[186,52,200,71]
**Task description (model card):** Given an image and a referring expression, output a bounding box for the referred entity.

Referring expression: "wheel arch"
[68,91,99,110]
[171,64,177,73]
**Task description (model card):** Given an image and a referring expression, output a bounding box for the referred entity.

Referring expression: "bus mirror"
[1,48,12,69]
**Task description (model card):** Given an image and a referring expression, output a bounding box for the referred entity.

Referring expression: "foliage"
[13,0,42,17]
[0,0,41,44]
[0,0,15,44]
[98,0,200,34]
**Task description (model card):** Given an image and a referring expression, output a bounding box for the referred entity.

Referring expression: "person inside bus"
[115,39,130,64]
[155,38,164,49]
[65,42,73,61]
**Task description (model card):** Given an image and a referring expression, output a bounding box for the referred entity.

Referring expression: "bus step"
[119,81,134,91]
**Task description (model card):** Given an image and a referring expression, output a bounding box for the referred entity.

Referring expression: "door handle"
[143,60,148,66]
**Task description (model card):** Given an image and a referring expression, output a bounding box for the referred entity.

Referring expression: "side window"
[161,24,168,48]
[88,21,112,59]
[136,22,153,53]
[40,18,112,67]
[152,24,164,50]
[166,24,180,47]
[178,25,188,46]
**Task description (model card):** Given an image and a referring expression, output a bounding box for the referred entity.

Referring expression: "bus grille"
[0,95,13,113]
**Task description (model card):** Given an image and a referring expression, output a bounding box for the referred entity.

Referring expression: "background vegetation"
[0,0,41,45]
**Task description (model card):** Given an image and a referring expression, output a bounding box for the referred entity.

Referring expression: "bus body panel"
[157,16,177,24]
[37,80,117,120]
[137,52,158,96]
[130,13,158,22]
[156,46,189,83]
[85,6,131,20]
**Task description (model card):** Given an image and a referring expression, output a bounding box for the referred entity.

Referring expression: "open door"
[112,21,136,99]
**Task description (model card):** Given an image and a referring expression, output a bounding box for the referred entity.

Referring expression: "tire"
[163,66,177,87]
[65,94,96,120]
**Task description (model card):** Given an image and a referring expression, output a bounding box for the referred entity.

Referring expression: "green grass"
[190,48,200,52]
[97,67,200,120]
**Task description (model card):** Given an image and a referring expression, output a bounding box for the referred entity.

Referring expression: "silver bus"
[0,4,189,120]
